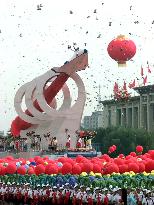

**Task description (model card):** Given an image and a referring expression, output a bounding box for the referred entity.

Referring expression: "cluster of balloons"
[0,147,154,176]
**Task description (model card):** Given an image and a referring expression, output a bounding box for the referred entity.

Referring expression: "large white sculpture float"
[11,50,88,149]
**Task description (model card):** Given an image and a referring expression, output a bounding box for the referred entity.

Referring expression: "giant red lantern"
[107,35,136,67]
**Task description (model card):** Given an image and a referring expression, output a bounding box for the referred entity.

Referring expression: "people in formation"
[0,181,153,205]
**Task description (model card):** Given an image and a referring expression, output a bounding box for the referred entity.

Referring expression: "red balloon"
[58,167,62,174]
[136,145,143,153]
[6,164,17,174]
[34,156,41,162]
[138,163,145,173]
[119,164,128,174]
[66,158,75,165]
[61,162,72,175]
[145,160,154,172]
[93,164,101,173]
[108,146,115,153]
[114,158,124,166]
[82,163,93,173]
[45,165,58,175]
[72,164,81,175]
[118,154,125,158]
[105,164,119,174]
[28,167,35,175]
[130,152,137,157]
[35,164,45,175]
[100,154,110,162]
[148,150,154,159]
[5,156,14,161]
[107,35,136,66]
[36,158,44,165]
[112,145,117,151]
[128,163,139,173]
[75,156,84,163]
[17,166,26,175]
[58,157,67,163]
[0,165,6,175]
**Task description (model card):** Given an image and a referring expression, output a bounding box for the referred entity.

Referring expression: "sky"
[1,0,154,133]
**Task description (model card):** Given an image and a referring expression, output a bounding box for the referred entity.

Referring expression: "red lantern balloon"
[35,164,45,175]
[17,166,26,175]
[107,35,136,67]
[6,164,17,174]
[136,145,143,153]
[72,164,81,175]
[61,162,72,175]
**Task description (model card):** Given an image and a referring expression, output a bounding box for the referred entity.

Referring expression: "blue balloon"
[30,162,36,166]
[24,164,29,169]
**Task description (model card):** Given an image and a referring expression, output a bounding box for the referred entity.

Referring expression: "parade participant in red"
[76,137,82,148]
[104,195,109,205]
[45,184,50,202]
[52,186,57,205]
[24,187,29,204]
[66,135,71,149]
[64,189,71,205]
[96,193,102,205]
[16,185,22,202]
[57,187,63,205]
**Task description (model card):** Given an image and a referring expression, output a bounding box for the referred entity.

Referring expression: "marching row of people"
[0,181,154,204]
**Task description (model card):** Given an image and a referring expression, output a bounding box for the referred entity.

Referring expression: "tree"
[93,126,154,155]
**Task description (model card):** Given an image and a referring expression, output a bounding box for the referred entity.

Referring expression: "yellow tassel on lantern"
[118,61,127,67]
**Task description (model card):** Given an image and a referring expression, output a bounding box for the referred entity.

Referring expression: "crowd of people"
[0,181,154,205]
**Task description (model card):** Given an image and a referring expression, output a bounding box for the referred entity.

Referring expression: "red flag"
[123,81,127,90]
[141,66,144,76]
[113,82,119,93]
[143,75,147,85]
[148,65,151,73]
[128,79,135,88]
